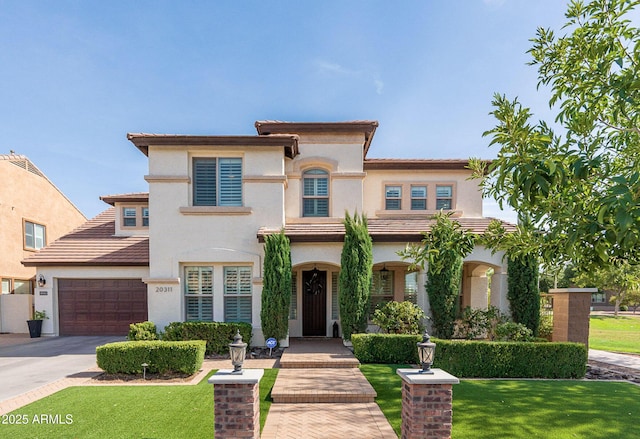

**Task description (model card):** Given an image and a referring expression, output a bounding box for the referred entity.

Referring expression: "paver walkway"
[261,338,397,439]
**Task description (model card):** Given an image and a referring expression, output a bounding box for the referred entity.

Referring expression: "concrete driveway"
[0,335,124,402]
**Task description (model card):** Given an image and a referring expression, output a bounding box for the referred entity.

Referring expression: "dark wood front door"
[302,269,327,336]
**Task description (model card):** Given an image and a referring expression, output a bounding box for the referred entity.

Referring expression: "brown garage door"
[58,279,148,336]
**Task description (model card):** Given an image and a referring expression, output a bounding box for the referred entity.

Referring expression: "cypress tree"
[261,230,292,343]
[339,211,373,340]
[507,253,540,336]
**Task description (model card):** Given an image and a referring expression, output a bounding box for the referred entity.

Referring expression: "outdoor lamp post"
[417,330,436,374]
[229,330,247,374]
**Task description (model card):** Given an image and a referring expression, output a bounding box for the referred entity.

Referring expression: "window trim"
[23,219,46,251]
[122,207,137,227]
[435,185,454,210]
[192,157,243,208]
[302,168,330,217]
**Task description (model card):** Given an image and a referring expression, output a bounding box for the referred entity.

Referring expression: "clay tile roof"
[100,192,149,206]
[22,208,149,267]
[257,217,516,243]
[363,158,477,170]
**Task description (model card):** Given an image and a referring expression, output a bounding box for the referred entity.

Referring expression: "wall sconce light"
[229,329,247,374]
[37,275,46,288]
[380,265,389,282]
[417,330,436,374]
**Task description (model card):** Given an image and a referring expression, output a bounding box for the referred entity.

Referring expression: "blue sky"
[1,1,576,222]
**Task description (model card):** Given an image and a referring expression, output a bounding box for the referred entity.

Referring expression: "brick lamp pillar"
[209,369,264,439]
[549,288,597,350]
[396,368,459,439]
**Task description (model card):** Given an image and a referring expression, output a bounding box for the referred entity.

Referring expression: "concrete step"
[271,368,376,404]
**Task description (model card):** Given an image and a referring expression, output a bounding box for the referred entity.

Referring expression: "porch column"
[549,288,596,350]
[209,369,264,439]
[397,368,459,439]
[489,271,509,315]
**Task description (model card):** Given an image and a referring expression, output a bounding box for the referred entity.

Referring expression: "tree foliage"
[260,230,292,343]
[339,211,373,340]
[399,212,475,338]
[372,301,426,335]
[470,0,640,270]
[573,262,640,315]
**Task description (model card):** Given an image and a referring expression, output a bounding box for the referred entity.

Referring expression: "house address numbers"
[155,286,173,293]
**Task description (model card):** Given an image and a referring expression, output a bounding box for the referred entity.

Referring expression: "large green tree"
[573,263,640,316]
[471,0,640,270]
[261,230,292,343]
[400,212,476,338]
[339,211,373,340]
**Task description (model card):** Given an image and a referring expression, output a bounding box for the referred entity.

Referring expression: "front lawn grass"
[590,315,640,354]
[1,369,278,439]
[360,364,640,439]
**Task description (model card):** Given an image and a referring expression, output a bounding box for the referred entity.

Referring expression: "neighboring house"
[24,121,515,343]
[1,153,86,333]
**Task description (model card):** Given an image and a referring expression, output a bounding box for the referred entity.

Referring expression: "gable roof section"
[1,154,86,219]
[257,217,517,243]
[22,208,149,267]
[127,133,299,159]
[255,120,379,158]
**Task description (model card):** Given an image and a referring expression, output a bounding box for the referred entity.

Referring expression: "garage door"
[58,279,148,336]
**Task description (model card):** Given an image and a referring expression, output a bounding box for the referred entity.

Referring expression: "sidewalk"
[588,349,640,372]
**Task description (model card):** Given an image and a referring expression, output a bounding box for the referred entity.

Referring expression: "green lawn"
[360,364,640,439]
[590,315,640,354]
[1,369,278,439]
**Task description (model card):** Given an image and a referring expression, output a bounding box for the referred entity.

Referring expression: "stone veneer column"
[396,368,460,439]
[549,288,597,350]
[208,369,264,439]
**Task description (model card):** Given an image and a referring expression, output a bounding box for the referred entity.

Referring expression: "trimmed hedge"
[351,333,587,378]
[163,321,252,355]
[96,340,206,374]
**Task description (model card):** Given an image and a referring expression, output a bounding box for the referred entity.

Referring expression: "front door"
[302,269,327,336]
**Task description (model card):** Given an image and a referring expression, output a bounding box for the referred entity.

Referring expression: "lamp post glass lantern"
[417,330,436,374]
[229,330,247,373]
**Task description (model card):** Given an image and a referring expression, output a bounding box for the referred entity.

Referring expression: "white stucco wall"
[363,168,484,218]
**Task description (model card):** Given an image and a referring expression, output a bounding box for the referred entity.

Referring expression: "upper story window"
[302,169,329,217]
[385,186,402,210]
[436,185,453,210]
[193,157,242,207]
[381,183,455,213]
[24,220,46,250]
[122,207,137,227]
[142,207,149,226]
[410,186,427,210]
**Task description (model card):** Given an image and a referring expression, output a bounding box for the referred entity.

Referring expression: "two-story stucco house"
[24,121,514,344]
[1,153,86,333]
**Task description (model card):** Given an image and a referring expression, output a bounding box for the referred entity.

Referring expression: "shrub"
[128,321,158,341]
[163,321,252,355]
[351,333,587,378]
[352,333,420,364]
[261,230,292,343]
[494,321,534,341]
[507,253,541,335]
[538,313,553,340]
[339,211,373,340]
[96,340,206,374]
[453,306,507,340]
[372,301,425,334]
[435,339,586,378]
